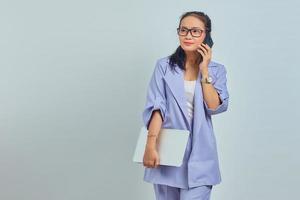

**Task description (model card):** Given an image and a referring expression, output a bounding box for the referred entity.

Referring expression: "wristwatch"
[201,75,213,84]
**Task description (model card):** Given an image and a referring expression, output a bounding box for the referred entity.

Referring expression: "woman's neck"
[185,51,200,69]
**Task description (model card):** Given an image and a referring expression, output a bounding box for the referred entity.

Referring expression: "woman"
[142,11,229,200]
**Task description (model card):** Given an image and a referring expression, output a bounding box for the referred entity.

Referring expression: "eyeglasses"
[176,27,205,37]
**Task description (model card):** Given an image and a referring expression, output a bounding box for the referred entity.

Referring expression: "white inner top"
[184,80,196,122]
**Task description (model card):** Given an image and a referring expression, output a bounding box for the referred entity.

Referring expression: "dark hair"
[169,11,213,72]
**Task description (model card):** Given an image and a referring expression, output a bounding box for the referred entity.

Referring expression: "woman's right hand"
[143,111,162,168]
[143,144,160,168]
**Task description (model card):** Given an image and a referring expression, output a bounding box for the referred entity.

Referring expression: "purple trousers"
[153,184,213,200]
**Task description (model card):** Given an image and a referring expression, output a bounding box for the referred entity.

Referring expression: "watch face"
[207,76,213,83]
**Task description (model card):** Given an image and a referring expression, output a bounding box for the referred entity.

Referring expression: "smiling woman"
[141,11,229,200]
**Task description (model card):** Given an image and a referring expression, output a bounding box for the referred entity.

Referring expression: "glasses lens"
[178,28,187,36]
[191,29,202,37]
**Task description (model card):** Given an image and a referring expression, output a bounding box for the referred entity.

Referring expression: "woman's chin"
[181,46,196,51]
[183,48,197,52]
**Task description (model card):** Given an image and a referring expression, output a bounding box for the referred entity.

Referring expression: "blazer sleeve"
[204,64,229,115]
[142,60,167,130]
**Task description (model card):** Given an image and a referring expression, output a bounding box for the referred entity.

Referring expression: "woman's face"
[178,16,206,52]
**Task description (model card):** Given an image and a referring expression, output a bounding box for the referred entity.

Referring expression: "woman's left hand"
[197,43,212,73]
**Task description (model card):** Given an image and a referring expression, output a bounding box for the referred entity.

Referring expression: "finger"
[153,158,157,168]
[201,43,210,51]
[197,45,206,53]
[155,158,160,168]
[144,161,151,168]
[143,159,147,167]
[204,43,212,54]
[154,159,158,168]
[150,160,155,168]
[201,44,211,55]
[198,45,207,55]
[197,50,204,57]
[197,48,205,56]
[150,161,155,168]
[203,43,212,55]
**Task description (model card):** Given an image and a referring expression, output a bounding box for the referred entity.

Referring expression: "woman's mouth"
[183,42,194,45]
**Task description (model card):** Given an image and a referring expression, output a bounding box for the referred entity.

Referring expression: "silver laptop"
[132,126,190,167]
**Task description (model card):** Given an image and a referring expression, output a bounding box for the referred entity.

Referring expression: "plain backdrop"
[0,0,299,199]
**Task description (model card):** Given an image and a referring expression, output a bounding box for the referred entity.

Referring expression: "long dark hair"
[169,11,213,72]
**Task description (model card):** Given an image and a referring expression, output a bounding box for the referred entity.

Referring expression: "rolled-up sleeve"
[204,64,229,115]
[142,60,167,130]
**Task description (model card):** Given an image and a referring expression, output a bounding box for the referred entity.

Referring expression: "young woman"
[142,11,229,200]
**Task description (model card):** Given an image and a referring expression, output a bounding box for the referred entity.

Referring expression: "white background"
[0,0,299,199]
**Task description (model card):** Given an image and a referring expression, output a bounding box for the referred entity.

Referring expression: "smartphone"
[203,33,214,48]
[197,33,213,62]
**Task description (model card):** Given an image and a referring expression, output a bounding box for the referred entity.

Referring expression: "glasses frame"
[176,27,205,38]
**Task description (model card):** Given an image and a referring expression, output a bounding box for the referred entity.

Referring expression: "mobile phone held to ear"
[203,33,214,48]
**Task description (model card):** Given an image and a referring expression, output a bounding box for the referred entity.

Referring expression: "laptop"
[132,126,190,167]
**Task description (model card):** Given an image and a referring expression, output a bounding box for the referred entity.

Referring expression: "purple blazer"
[142,56,229,189]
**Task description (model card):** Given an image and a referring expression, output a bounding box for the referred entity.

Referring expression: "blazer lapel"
[193,69,205,130]
[162,61,215,132]
[163,65,194,131]
[163,63,211,130]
